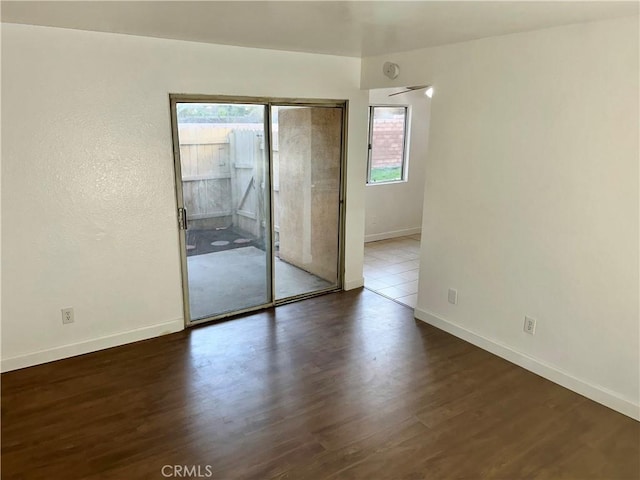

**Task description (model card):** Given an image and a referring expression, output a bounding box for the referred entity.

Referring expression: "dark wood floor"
[2,289,638,479]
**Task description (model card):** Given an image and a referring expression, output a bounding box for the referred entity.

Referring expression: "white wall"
[1,23,368,370]
[362,16,640,419]
[364,88,430,242]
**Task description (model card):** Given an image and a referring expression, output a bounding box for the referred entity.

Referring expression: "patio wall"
[278,107,341,282]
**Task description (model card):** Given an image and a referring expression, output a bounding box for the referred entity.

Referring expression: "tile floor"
[363,234,421,308]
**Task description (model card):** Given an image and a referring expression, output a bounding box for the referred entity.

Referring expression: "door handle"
[178,207,188,230]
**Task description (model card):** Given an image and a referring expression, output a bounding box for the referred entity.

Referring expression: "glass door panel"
[174,102,272,321]
[271,105,343,300]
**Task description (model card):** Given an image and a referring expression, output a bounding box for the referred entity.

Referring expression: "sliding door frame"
[169,96,275,326]
[169,94,348,327]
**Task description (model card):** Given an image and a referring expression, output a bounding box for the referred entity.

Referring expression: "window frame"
[366,105,410,185]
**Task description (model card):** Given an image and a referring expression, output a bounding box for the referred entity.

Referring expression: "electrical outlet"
[523,316,536,335]
[448,288,458,305]
[62,307,74,325]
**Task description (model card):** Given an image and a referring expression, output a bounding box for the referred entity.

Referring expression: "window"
[367,106,409,184]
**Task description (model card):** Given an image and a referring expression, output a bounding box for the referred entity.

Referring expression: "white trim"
[365,227,421,243]
[415,308,640,421]
[365,179,408,186]
[344,276,365,290]
[1,319,184,373]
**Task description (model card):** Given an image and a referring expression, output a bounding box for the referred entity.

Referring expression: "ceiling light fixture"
[425,86,434,98]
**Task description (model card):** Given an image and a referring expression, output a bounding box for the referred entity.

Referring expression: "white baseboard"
[1,318,184,373]
[415,308,640,421]
[344,276,365,290]
[365,227,421,243]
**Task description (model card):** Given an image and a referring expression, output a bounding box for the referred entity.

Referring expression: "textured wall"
[1,23,367,370]
[362,16,640,418]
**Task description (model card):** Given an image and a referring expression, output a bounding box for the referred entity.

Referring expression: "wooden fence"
[178,124,279,239]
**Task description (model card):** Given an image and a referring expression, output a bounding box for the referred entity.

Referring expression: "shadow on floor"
[185,227,262,256]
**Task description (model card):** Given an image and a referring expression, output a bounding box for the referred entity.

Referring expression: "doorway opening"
[170,96,346,325]
[363,86,432,308]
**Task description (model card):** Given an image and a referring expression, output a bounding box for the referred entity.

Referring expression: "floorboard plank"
[2,289,638,479]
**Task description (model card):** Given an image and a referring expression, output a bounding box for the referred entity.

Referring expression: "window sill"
[366,179,408,186]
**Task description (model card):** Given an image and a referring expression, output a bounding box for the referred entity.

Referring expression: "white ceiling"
[2,1,638,58]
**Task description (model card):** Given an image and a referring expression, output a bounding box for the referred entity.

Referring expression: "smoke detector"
[383,62,400,79]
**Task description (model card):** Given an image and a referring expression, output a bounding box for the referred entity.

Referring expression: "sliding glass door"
[172,102,272,321]
[171,96,345,325]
